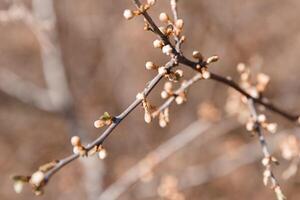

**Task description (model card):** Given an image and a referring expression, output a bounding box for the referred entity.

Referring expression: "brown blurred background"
[1,0,300,199]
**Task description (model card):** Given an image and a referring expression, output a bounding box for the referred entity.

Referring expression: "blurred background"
[1,0,300,199]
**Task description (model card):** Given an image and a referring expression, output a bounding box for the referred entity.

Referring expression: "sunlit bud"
[175,96,184,105]
[144,112,152,123]
[271,156,279,164]
[240,73,249,82]
[267,123,277,134]
[73,146,81,154]
[123,9,134,20]
[164,82,173,92]
[98,148,107,160]
[237,63,246,73]
[192,51,203,61]
[145,61,157,70]
[94,119,105,128]
[206,55,219,64]
[13,181,23,194]
[175,69,183,77]
[153,39,163,48]
[30,171,44,186]
[258,114,266,123]
[71,136,81,146]
[159,118,167,128]
[159,12,169,23]
[175,19,184,29]
[263,169,271,178]
[262,157,270,166]
[202,70,210,79]
[147,0,156,6]
[246,121,254,131]
[180,35,186,42]
[136,92,145,100]
[257,73,270,85]
[158,67,167,75]
[161,91,169,99]
[162,45,172,55]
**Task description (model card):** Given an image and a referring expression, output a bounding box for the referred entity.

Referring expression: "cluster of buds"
[246,114,278,134]
[237,63,270,97]
[159,108,170,128]
[87,144,108,160]
[158,12,185,37]
[152,39,174,56]
[280,135,300,179]
[137,93,154,123]
[71,136,87,156]
[157,175,185,200]
[12,160,58,195]
[94,112,113,128]
[261,155,286,200]
[123,0,156,20]
[194,53,219,80]
[149,62,183,82]
[161,82,186,105]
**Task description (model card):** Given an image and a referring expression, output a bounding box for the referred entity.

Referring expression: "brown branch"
[43,59,177,183]
[133,0,299,123]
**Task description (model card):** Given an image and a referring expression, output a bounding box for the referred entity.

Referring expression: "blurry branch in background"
[7,0,300,198]
[0,0,105,198]
[98,118,239,200]
[138,128,300,199]
[247,99,285,200]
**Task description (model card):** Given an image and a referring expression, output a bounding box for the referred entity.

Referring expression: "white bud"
[73,146,81,154]
[258,114,266,123]
[13,181,23,194]
[153,39,163,48]
[71,136,81,146]
[237,63,246,73]
[30,171,44,186]
[175,96,184,105]
[161,91,169,99]
[98,149,107,160]
[144,112,152,123]
[147,0,156,6]
[262,157,270,166]
[206,55,219,64]
[159,12,169,22]
[164,82,173,92]
[175,19,184,29]
[202,70,210,79]
[123,9,134,20]
[162,45,172,55]
[267,123,277,134]
[145,61,156,70]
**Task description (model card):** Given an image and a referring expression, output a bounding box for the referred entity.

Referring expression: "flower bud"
[162,45,172,55]
[159,12,169,23]
[153,39,163,48]
[123,9,134,20]
[30,171,44,186]
[71,136,81,146]
[175,19,184,29]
